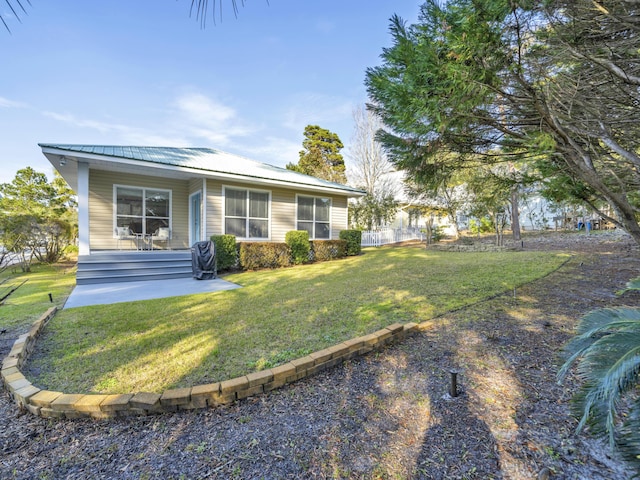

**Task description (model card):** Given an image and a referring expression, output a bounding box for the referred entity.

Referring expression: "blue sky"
[0,0,421,184]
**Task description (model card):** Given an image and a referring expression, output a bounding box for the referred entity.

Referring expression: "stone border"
[2,307,418,419]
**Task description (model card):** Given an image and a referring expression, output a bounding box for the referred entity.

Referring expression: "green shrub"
[339,230,362,256]
[211,234,237,271]
[285,230,310,265]
[239,242,292,270]
[422,225,445,243]
[311,240,347,262]
[469,217,493,234]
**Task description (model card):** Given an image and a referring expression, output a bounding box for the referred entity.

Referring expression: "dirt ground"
[1,230,639,479]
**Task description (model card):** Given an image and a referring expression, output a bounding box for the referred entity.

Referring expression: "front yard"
[23,246,566,394]
[0,262,75,331]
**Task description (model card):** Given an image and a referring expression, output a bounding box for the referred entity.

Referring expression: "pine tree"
[287,125,347,184]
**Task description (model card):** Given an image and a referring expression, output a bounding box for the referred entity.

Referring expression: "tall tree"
[365,0,640,244]
[401,153,475,239]
[347,105,399,230]
[287,125,347,184]
[347,106,397,197]
[0,168,77,270]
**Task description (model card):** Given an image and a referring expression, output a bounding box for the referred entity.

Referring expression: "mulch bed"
[1,230,639,479]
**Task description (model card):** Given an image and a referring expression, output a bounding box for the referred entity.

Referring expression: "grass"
[0,261,76,331]
[26,247,568,394]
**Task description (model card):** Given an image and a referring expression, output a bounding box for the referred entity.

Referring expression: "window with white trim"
[224,187,270,239]
[114,186,171,236]
[297,195,331,239]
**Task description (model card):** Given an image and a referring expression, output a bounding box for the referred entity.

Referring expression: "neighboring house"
[39,144,364,284]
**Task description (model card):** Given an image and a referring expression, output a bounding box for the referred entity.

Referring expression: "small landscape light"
[450,370,459,398]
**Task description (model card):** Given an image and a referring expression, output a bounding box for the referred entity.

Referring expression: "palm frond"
[1,0,30,33]
[617,404,640,468]
[619,275,640,295]
[189,0,247,28]
[557,307,640,381]
[575,307,640,337]
[571,331,640,447]
[559,295,640,466]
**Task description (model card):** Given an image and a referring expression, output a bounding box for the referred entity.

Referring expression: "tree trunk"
[564,151,640,245]
[510,187,521,241]
[448,214,460,239]
[609,197,640,246]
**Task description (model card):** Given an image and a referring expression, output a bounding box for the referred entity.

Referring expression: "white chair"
[115,227,134,250]
[151,227,171,250]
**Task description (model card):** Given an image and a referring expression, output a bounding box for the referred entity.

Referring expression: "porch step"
[77,251,193,285]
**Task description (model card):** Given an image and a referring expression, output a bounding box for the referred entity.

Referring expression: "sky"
[0,0,422,185]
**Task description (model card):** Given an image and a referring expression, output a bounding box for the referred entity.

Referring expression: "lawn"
[25,247,568,394]
[0,261,76,330]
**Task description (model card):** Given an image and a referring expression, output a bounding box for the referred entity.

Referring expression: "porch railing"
[360,227,426,247]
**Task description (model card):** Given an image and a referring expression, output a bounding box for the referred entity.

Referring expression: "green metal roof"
[38,144,364,195]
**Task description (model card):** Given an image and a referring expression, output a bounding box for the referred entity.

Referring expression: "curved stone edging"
[1,307,419,419]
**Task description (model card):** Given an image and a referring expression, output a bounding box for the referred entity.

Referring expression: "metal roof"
[38,144,365,196]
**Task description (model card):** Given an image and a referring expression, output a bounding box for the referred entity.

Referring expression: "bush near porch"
[214,229,357,272]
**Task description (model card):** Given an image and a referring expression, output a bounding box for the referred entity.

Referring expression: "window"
[115,186,171,236]
[297,196,331,239]
[224,187,270,239]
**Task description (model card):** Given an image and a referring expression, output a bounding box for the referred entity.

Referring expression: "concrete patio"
[64,276,241,309]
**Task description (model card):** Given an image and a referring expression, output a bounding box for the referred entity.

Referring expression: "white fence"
[361,227,426,247]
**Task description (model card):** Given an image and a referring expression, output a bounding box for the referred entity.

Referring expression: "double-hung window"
[115,186,171,236]
[224,187,270,239]
[297,196,331,239]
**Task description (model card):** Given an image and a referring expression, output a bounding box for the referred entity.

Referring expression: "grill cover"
[191,241,217,280]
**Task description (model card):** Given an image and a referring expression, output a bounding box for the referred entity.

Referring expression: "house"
[40,144,364,284]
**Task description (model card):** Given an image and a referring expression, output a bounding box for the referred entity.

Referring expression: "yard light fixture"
[450,370,459,398]
[59,156,66,166]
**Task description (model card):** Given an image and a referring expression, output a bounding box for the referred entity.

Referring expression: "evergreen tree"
[366,0,640,244]
[287,125,347,184]
[0,168,77,269]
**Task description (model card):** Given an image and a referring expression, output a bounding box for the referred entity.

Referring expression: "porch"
[76,250,193,285]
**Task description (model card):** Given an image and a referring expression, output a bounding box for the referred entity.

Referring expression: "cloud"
[170,93,254,146]
[239,136,301,167]
[0,96,28,108]
[42,111,132,135]
[39,92,259,149]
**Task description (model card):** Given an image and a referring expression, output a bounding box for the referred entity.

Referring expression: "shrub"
[285,230,310,265]
[422,225,445,244]
[469,217,493,234]
[558,276,640,468]
[339,230,362,256]
[239,242,292,270]
[311,240,347,262]
[211,234,237,272]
